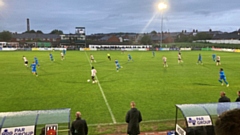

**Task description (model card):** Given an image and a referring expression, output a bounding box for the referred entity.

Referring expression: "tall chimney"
[27,18,30,31]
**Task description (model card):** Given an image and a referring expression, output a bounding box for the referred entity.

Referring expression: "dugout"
[175,102,240,135]
[0,108,71,135]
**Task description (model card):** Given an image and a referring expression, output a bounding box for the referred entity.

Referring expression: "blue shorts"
[220,76,226,80]
[32,69,36,73]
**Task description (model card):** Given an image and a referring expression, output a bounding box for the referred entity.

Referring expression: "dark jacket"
[218,96,230,102]
[125,108,142,135]
[217,96,231,115]
[236,96,240,102]
[71,117,88,135]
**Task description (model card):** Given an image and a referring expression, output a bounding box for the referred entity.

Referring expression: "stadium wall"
[196,39,240,44]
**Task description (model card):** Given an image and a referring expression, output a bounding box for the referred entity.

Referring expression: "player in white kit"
[216,56,221,66]
[162,56,168,67]
[22,56,28,67]
[91,66,97,83]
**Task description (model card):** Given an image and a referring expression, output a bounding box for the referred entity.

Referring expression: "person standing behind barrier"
[125,101,142,135]
[71,111,88,135]
[235,91,240,102]
[217,91,231,115]
[215,109,240,135]
[218,91,231,102]
[235,91,240,108]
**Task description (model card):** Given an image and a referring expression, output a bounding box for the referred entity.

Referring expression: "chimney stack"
[27,18,30,32]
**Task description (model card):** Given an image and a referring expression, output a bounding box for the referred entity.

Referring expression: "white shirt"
[178,54,181,59]
[23,57,27,62]
[163,57,167,62]
[90,55,94,59]
[91,69,97,76]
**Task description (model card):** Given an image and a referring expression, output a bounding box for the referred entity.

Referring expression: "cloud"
[194,11,211,16]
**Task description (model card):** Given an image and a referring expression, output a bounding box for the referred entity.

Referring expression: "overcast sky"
[0,0,239,34]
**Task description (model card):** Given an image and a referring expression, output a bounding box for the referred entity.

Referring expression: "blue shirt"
[34,57,38,63]
[31,63,36,71]
[50,54,53,58]
[198,55,202,60]
[220,71,225,77]
[128,54,132,58]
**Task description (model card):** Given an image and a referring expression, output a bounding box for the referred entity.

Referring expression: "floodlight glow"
[0,0,4,7]
[158,3,167,10]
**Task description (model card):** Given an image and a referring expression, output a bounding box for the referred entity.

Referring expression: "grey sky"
[0,0,239,34]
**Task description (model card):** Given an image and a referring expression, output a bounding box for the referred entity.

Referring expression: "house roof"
[12,33,60,39]
[213,33,240,39]
[99,36,111,41]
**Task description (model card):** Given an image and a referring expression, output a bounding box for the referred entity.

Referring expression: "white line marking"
[84,52,116,124]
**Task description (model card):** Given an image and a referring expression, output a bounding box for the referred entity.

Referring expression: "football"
[87,79,90,82]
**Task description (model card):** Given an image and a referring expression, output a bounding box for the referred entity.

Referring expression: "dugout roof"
[0,108,70,128]
[176,102,240,117]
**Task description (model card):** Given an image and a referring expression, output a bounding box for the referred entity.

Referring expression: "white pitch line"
[84,52,116,124]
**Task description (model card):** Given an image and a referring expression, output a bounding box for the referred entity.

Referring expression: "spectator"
[235,91,240,102]
[125,101,142,135]
[215,109,240,135]
[218,91,230,102]
[235,91,240,108]
[217,91,231,115]
[71,111,88,135]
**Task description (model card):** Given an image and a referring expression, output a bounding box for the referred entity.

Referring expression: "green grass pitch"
[0,50,239,125]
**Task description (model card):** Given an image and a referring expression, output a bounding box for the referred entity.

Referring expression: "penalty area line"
[84,51,116,124]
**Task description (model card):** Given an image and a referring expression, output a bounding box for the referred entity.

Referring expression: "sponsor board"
[32,48,39,51]
[235,49,240,52]
[0,125,35,135]
[180,48,191,51]
[186,115,212,127]
[176,124,186,135]
[2,48,17,51]
[138,49,147,51]
[160,48,170,51]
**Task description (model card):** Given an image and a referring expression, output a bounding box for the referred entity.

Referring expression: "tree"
[23,30,36,33]
[36,30,43,34]
[0,31,12,41]
[140,35,152,45]
[49,29,64,35]
[193,32,212,40]
[150,30,157,35]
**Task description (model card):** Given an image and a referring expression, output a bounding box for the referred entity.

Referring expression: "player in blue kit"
[49,53,54,61]
[196,54,203,65]
[115,59,122,72]
[128,54,133,61]
[31,61,38,76]
[218,68,229,87]
[212,54,216,62]
[34,56,40,67]
[63,49,66,55]
[152,51,155,57]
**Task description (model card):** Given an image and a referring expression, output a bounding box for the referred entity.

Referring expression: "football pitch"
[0,50,239,125]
